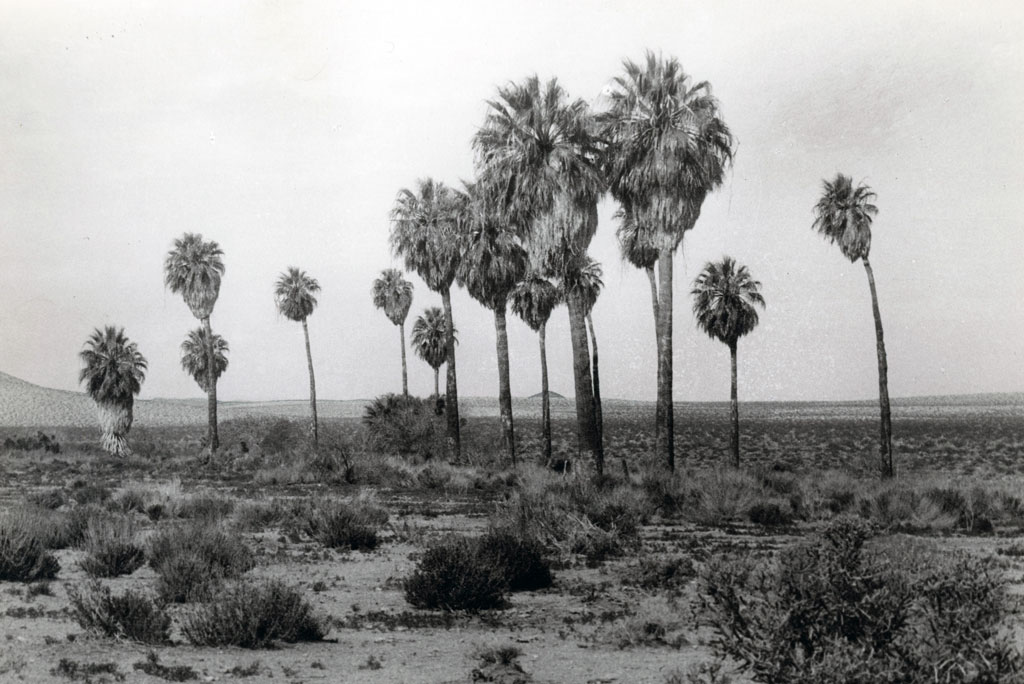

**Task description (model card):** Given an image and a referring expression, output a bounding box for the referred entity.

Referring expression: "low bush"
[181,580,327,648]
[298,497,387,551]
[27,488,66,510]
[404,537,507,611]
[132,652,197,682]
[68,481,111,506]
[475,528,552,591]
[362,394,444,459]
[0,512,60,581]
[627,554,696,593]
[3,431,60,454]
[79,514,145,578]
[148,523,254,603]
[233,499,288,532]
[700,517,1023,682]
[747,500,793,527]
[686,469,760,526]
[176,492,235,522]
[66,581,171,644]
[51,658,122,682]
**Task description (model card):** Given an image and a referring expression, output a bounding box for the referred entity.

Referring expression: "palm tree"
[603,51,734,471]
[691,257,765,468]
[164,233,225,450]
[566,257,605,448]
[180,328,229,393]
[510,273,560,464]
[79,326,147,457]
[813,174,893,476]
[390,178,464,459]
[473,75,606,475]
[455,183,528,466]
[274,267,322,446]
[371,269,414,397]
[411,306,456,398]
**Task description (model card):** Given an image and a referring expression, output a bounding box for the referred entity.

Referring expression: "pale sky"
[1,1,1022,403]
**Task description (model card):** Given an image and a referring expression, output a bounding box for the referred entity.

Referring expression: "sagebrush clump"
[404,537,508,611]
[79,513,145,578]
[298,497,387,551]
[148,523,254,603]
[67,581,171,644]
[362,393,444,458]
[0,512,60,582]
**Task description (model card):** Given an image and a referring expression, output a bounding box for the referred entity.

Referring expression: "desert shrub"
[79,514,145,578]
[747,500,793,527]
[578,484,648,537]
[700,517,1023,683]
[233,499,288,532]
[362,393,444,458]
[859,482,960,532]
[181,580,327,648]
[0,512,60,581]
[687,469,760,526]
[177,492,235,521]
[471,645,527,683]
[475,528,552,591]
[68,481,111,506]
[67,581,171,644]
[51,658,123,682]
[415,461,454,489]
[3,431,60,453]
[27,488,67,510]
[148,523,254,603]
[257,418,308,454]
[298,497,387,551]
[627,554,696,593]
[308,444,355,484]
[107,487,148,514]
[404,537,507,611]
[132,652,197,682]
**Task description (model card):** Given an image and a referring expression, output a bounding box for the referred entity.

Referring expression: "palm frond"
[274,267,320,322]
[454,182,528,311]
[812,173,878,263]
[691,256,765,345]
[164,233,225,319]
[389,178,463,293]
[510,272,561,332]
[411,306,455,371]
[371,268,414,326]
[78,326,147,405]
[180,327,229,392]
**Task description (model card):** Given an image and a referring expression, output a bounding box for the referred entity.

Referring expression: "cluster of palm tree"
[76,51,894,477]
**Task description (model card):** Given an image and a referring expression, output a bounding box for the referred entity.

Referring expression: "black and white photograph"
[1,1,1022,681]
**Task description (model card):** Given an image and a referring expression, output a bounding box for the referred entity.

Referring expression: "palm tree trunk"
[729,340,739,468]
[302,318,318,447]
[202,317,219,451]
[539,321,551,466]
[863,257,893,477]
[440,286,461,460]
[399,321,409,397]
[494,306,516,467]
[566,291,602,476]
[646,264,663,463]
[97,400,133,457]
[655,248,674,470]
[586,313,604,450]
[433,367,440,398]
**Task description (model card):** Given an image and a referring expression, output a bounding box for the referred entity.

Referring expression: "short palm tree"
[565,257,605,448]
[371,269,414,397]
[164,233,225,450]
[390,178,464,459]
[510,273,561,464]
[180,328,229,393]
[474,75,606,475]
[411,306,457,398]
[603,51,734,471]
[691,257,765,468]
[813,174,893,476]
[274,267,322,446]
[79,326,147,457]
[455,183,528,466]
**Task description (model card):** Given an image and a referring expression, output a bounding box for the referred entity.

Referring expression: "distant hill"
[528,391,566,400]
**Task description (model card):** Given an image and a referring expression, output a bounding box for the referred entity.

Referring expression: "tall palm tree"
[510,273,560,464]
[566,257,605,448]
[371,269,414,397]
[79,326,147,457]
[455,183,528,466]
[164,233,225,450]
[411,306,456,398]
[274,267,322,446]
[813,174,893,477]
[691,257,765,468]
[603,51,734,471]
[473,75,606,475]
[180,328,229,393]
[390,178,464,459]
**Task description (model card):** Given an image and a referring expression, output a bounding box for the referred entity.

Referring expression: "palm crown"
[411,307,455,371]
[274,267,321,322]
[164,233,225,319]
[79,326,148,404]
[812,173,878,263]
[390,178,463,293]
[602,52,733,246]
[371,269,414,326]
[691,256,765,345]
[455,184,528,311]
[562,256,604,316]
[510,273,561,332]
[180,327,229,393]
[615,204,659,270]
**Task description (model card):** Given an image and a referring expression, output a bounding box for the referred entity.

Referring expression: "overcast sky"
[1,1,1022,403]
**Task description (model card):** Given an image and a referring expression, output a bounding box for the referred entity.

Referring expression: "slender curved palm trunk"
[646,265,663,459]
[433,368,440,398]
[586,314,603,449]
[863,257,893,477]
[539,322,551,466]
[202,317,219,451]
[399,321,408,397]
[494,306,516,466]
[302,318,318,447]
[655,248,675,470]
[440,287,461,460]
[729,340,740,468]
[566,292,602,476]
